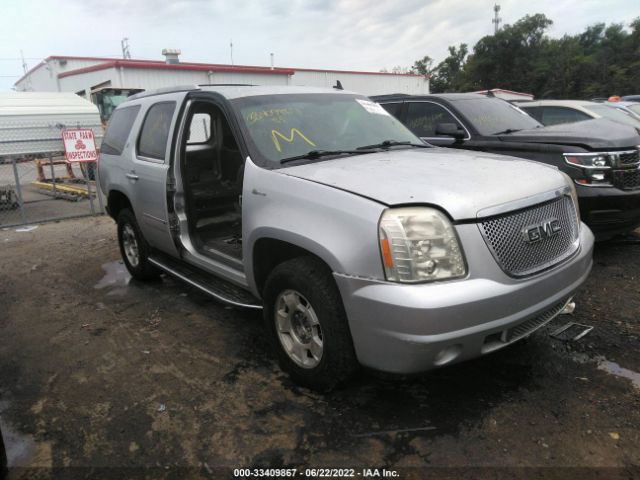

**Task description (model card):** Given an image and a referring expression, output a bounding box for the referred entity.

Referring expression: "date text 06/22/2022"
[233,468,400,478]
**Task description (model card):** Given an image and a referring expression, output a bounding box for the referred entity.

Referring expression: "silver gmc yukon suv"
[99,85,594,390]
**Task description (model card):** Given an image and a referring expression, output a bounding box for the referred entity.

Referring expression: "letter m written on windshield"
[271,128,316,152]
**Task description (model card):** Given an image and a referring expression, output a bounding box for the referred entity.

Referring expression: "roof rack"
[126,84,259,102]
[127,85,201,101]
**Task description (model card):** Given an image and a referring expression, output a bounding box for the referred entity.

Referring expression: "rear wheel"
[117,209,160,281]
[263,257,359,391]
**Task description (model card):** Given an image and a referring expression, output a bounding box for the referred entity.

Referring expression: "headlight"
[563,153,611,169]
[564,153,612,187]
[378,207,466,283]
[560,172,581,224]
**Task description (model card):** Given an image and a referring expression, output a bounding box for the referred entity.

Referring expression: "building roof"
[0,91,99,116]
[15,55,426,86]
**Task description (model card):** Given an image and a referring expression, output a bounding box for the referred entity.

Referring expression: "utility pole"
[230,39,234,65]
[20,50,28,73]
[121,38,131,59]
[492,4,502,34]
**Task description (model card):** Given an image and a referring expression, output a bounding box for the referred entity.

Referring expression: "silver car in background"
[98,86,594,390]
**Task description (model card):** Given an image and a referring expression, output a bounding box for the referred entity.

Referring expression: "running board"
[148,254,262,310]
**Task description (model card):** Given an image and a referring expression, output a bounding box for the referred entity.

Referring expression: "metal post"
[48,152,57,197]
[11,157,27,225]
[94,161,105,214]
[84,164,96,215]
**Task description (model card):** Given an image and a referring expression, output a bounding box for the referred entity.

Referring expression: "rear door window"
[100,105,140,155]
[137,102,177,160]
[540,107,591,125]
[405,102,462,137]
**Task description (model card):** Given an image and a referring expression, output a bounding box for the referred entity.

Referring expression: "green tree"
[410,14,640,99]
[430,44,468,93]
[412,55,435,75]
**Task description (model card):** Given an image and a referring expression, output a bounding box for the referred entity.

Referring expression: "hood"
[280,148,566,220]
[500,118,640,150]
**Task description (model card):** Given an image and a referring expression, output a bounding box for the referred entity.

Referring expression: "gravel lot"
[0,217,638,480]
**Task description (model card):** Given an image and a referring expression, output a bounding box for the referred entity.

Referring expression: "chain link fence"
[0,154,104,228]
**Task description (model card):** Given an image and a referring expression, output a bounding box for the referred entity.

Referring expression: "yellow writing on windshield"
[271,128,316,152]
[246,108,293,124]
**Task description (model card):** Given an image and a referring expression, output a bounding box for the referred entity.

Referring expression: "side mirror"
[435,123,465,139]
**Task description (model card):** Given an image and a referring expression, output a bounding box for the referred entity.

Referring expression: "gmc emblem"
[522,218,561,244]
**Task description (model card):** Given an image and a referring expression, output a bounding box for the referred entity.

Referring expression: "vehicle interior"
[180,101,245,260]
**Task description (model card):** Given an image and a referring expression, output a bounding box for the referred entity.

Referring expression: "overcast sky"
[1,0,639,91]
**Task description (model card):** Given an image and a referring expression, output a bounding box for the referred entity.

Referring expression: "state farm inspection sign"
[62,129,98,163]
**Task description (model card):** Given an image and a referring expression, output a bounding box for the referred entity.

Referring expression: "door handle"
[125,172,139,181]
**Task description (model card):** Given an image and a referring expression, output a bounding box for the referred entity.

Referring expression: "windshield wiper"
[279,149,375,165]
[493,128,522,135]
[356,140,430,150]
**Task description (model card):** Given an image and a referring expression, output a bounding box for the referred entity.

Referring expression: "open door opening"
[181,101,245,260]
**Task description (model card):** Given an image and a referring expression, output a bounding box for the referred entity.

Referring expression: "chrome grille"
[616,150,640,166]
[613,168,640,190]
[479,196,579,277]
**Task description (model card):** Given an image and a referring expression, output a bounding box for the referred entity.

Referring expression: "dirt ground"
[0,217,638,480]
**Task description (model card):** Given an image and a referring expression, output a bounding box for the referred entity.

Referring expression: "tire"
[262,256,359,391]
[117,208,160,281]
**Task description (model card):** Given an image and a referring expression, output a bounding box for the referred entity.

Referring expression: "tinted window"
[101,105,140,155]
[588,104,640,128]
[138,102,176,160]
[405,102,462,137]
[520,106,543,122]
[380,102,403,118]
[451,97,541,135]
[540,107,592,126]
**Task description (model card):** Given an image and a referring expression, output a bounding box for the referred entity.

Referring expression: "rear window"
[100,105,140,155]
[137,102,177,160]
[452,97,541,135]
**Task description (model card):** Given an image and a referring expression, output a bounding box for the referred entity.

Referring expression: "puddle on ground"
[0,401,37,467]
[598,360,640,390]
[94,261,131,296]
[570,353,640,390]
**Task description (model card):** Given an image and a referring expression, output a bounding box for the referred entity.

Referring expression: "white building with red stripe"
[14,54,430,97]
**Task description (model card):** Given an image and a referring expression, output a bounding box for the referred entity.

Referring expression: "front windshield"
[626,104,640,116]
[231,93,422,165]
[589,104,640,128]
[451,97,542,135]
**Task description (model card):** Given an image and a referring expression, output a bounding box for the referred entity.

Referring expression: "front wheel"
[263,257,359,391]
[117,209,160,281]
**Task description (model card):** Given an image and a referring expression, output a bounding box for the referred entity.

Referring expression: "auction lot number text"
[234,468,399,478]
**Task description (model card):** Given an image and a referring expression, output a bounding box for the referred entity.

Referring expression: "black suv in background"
[373,93,640,240]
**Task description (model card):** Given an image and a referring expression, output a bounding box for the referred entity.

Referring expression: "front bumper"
[577,184,640,240]
[334,223,594,374]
